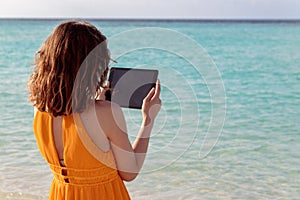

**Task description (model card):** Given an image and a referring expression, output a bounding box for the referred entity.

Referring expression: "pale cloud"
[0,0,299,19]
[250,0,258,6]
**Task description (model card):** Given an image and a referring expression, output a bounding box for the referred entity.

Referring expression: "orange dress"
[33,110,130,200]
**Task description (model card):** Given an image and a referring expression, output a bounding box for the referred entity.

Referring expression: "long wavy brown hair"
[28,20,110,117]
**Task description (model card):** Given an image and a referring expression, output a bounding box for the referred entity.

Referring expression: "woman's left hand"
[96,82,110,100]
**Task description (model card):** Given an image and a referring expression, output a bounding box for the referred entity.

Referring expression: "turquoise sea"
[0,19,299,199]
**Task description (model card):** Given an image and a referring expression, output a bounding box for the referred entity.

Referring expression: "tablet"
[106,67,158,109]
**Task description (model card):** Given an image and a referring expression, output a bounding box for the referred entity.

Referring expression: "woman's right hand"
[141,79,161,125]
[98,79,161,181]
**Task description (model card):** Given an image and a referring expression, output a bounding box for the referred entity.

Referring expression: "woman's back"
[33,108,130,199]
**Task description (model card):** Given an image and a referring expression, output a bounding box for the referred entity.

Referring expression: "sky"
[0,0,299,19]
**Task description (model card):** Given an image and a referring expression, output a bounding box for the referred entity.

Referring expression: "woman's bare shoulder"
[94,100,127,136]
[94,100,124,123]
[95,100,122,113]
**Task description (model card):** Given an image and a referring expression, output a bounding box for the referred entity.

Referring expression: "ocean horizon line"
[1,17,300,24]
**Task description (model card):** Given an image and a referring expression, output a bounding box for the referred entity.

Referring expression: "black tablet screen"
[106,67,158,109]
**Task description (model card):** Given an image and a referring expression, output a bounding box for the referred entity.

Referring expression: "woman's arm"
[97,80,161,181]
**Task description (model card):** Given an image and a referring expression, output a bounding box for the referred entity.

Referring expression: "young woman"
[28,20,161,199]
